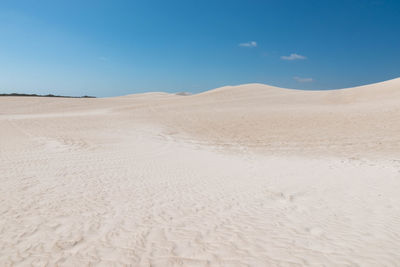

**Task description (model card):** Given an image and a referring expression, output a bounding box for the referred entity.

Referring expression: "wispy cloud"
[294,76,313,82]
[98,56,108,61]
[239,41,257,48]
[281,53,306,60]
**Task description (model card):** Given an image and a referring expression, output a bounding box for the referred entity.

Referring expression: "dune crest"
[193,78,400,104]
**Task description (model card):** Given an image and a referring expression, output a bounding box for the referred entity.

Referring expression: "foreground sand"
[1,79,400,266]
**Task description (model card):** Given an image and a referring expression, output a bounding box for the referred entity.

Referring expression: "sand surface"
[1,79,400,266]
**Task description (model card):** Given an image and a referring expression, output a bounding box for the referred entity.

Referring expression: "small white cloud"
[99,56,108,61]
[239,41,257,47]
[281,53,307,60]
[294,76,313,82]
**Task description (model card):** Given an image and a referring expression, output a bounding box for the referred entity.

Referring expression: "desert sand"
[1,78,400,266]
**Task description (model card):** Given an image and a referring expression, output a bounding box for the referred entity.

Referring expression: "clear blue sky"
[1,0,399,97]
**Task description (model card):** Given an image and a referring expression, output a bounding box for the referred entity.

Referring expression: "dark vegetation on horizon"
[0,93,96,98]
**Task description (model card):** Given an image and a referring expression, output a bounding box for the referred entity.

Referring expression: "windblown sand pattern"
[1,79,400,266]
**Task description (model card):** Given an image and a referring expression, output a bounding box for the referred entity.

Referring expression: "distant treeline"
[0,93,96,98]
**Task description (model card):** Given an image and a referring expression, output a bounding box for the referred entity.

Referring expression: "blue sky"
[1,0,399,97]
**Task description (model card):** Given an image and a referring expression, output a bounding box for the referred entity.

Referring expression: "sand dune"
[135,78,400,157]
[1,79,400,266]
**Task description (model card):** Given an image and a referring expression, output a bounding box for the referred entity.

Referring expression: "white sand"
[1,79,400,266]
